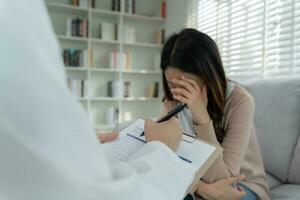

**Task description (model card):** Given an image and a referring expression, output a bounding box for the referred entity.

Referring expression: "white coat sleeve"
[0,1,196,200]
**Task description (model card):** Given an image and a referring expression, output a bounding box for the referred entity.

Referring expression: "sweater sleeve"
[195,93,255,183]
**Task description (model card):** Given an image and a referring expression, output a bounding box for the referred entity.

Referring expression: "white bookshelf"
[45,0,165,131]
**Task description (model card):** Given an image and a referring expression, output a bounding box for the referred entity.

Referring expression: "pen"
[140,103,187,136]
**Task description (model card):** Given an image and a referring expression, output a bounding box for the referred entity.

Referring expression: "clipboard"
[102,119,222,196]
[182,132,222,196]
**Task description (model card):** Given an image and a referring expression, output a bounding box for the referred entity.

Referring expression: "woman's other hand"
[196,175,246,200]
[97,132,119,143]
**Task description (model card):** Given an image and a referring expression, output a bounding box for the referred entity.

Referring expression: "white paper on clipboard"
[102,119,218,171]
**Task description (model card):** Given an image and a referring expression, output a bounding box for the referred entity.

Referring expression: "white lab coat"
[0,1,196,200]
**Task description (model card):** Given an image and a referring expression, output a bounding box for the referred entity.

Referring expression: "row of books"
[112,0,135,14]
[107,80,123,98]
[65,20,162,44]
[63,49,88,67]
[111,0,166,18]
[70,0,95,8]
[107,80,132,98]
[99,22,164,44]
[67,78,87,98]
[67,79,158,99]
[61,48,161,71]
[107,53,161,71]
[107,80,160,98]
[99,22,119,41]
[69,0,165,18]
[109,50,132,70]
[66,18,88,38]
[99,22,135,43]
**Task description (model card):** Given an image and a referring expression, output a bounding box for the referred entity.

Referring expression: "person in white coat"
[0,1,246,200]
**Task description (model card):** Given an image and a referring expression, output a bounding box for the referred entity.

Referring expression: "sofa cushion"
[271,184,300,200]
[266,173,282,189]
[288,135,300,184]
[246,78,300,182]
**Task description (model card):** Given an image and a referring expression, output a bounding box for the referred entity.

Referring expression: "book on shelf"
[112,0,135,14]
[67,78,87,98]
[99,22,117,41]
[109,49,132,70]
[99,23,135,43]
[123,81,131,98]
[161,0,166,18]
[111,0,120,12]
[148,82,160,98]
[155,29,165,45]
[107,80,124,98]
[124,0,135,14]
[106,107,119,126]
[65,18,88,38]
[63,49,88,67]
[70,0,95,8]
[107,80,131,98]
[123,25,135,43]
[89,48,94,67]
[153,54,161,71]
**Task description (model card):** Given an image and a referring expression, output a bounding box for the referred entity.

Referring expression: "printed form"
[102,119,217,170]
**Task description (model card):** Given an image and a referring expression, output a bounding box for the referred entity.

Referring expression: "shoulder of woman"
[226,84,255,111]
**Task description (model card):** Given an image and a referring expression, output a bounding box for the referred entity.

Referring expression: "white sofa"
[246,78,300,199]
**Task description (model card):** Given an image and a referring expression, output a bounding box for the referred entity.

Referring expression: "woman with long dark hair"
[161,29,270,200]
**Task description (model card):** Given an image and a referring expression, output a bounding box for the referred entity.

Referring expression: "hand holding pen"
[143,117,183,152]
[140,103,187,136]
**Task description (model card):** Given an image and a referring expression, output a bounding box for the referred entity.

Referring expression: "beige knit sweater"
[164,84,271,200]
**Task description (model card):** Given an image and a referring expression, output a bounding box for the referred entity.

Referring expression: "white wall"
[165,0,187,38]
